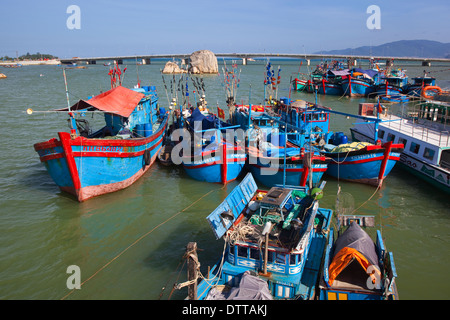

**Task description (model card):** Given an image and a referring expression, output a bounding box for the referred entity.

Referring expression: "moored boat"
[179,107,246,184]
[275,100,403,187]
[319,216,399,300]
[350,101,450,193]
[321,140,404,187]
[340,68,380,97]
[33,83,168,201]
[231,104,329,188]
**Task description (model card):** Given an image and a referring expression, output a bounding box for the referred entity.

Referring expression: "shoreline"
[0,59,61,66]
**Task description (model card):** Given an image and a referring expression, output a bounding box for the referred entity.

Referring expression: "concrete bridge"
[60,53,450,67]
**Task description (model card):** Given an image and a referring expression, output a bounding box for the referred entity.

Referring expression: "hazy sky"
[1,0,449,58]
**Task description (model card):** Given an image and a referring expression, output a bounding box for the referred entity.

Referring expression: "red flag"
[217,107,225,119]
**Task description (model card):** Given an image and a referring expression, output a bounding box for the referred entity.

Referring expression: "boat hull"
[182,145,246,184]
[350,127,450,193]
[247,150,328,187]
[307,80,343,95]
[34,115,168,201]
[340,78,375,97]
[293,78,307,91]
[324,143,403,186]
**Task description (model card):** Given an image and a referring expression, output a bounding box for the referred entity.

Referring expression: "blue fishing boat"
[404,75,438,97]
[319,216,399,300]
[188,172,333,300]
[179,107,246,184]
[231,104,329,188]
[34,84,168,202]
[275,100,404,187]
[306,61,346,96]
[321,138,404,187]
[373,69,409,97]
[340,68,380,97]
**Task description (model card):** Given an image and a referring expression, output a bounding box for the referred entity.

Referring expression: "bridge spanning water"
[61,53,450,66]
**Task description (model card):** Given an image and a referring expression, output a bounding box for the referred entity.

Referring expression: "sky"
[1,0,449,59]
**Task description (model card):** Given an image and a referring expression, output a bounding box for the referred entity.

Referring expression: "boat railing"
[382,112,450,147]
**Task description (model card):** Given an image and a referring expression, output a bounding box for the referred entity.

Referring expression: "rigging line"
[60,185,224,300]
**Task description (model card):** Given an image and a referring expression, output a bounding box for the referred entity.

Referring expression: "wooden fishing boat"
[405,75,436,97]
[292,77,308,91]
[231,104,329,188]
[185,172,333,300]
[321,140,404,187]
[318,215,398,300]
[179,107,246,184]
[373,69,409,97]
[34,85,168,201]
[275,100,403,187]
[350,101,450,193]
[340,68,380,97]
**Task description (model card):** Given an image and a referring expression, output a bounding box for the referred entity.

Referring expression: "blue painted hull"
[34,115,168,201]
[340,78,376,97]
[323,143,403,186]
[246,148,329,187]
[307,81,343,95]
[182,151,246,183]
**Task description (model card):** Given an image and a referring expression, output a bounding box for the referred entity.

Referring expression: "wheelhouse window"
[237,246,247,258]
[423,148,435,161]
[398,137,407,147]
[387,133,396,142]
[249,248,260,260]
[289,254,298,265]
[410,142,420,154]
[378,130,385,139]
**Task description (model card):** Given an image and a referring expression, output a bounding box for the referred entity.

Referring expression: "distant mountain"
[316,40,450,58]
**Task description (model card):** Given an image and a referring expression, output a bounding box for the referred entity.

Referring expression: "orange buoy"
[421,86,442,99]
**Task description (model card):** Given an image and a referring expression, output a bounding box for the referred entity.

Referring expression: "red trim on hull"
[71,151,159,202]
[59,132,81,191]
[182,157,246,169]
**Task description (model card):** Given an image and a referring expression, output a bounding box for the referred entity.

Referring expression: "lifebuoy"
[421,86,442,99]
[144,149,151,166]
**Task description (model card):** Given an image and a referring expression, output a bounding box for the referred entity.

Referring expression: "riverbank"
[0,59,61,66]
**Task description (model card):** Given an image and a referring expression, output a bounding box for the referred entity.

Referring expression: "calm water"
[0,59,449,300]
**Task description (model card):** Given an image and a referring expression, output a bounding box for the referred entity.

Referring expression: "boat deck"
[379,114,450,148]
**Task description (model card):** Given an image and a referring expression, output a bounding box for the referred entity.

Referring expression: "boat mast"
[63,68,77,136]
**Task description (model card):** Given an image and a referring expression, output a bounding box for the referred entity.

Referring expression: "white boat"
[350,101,450,194]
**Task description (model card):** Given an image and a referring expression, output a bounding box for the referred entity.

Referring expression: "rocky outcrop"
[188,50,218,74]
[162,61,187,74]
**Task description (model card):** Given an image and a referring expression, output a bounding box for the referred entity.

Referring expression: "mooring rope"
[61,185,224,300]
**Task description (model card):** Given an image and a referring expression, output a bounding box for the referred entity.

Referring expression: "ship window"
[398,137,407,147]
[237,246,248,258]
[387,133,396,142]
[378,130,385,139]
[249,248,260,260]
[267,251,274,263]
[289,254,297,265]
[410,142,420,154]
[423,148,435,161]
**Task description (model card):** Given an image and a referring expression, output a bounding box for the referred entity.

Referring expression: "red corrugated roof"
[57,86,145,118]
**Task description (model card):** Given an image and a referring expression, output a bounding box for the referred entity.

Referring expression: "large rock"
[162,61,187,74]
[189,50,218,74]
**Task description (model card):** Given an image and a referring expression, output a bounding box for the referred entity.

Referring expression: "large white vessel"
[350,101,450,194]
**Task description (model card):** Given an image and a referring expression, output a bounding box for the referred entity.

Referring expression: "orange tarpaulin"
[328,247,371,285]
[56,86,145,118]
